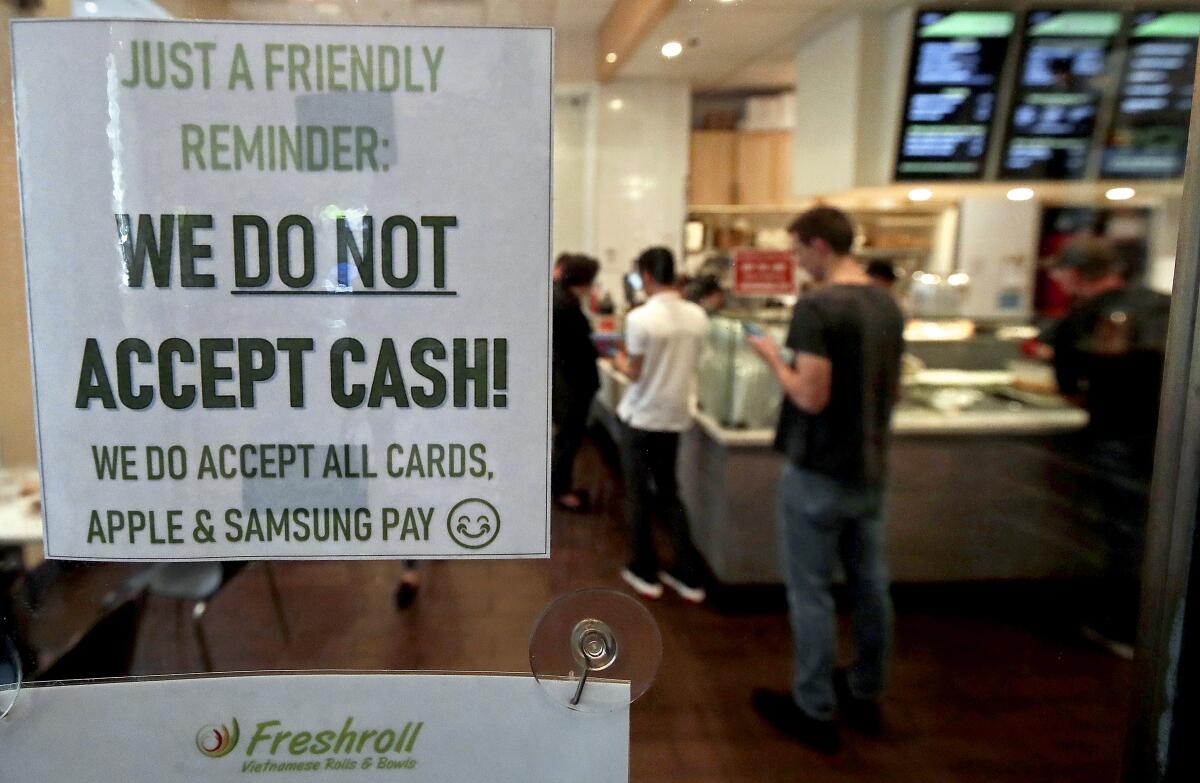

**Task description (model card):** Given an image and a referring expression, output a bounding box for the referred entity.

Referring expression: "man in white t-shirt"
[613,247,710,603]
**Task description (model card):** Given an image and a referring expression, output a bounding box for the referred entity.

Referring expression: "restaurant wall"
[554,89,596,264]
[0,1,75,467]
[791,6,913,197]
[792,13,861,197]
[593,79,690,300]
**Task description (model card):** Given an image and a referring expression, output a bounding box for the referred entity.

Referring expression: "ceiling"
[619,0,830,90]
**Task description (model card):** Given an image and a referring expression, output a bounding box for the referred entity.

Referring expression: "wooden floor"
[124,438,1132,782]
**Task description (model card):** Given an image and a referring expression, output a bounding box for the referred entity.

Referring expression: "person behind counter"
[746,206,905,753]
[865,260,897,291]
[552,253,602,511]
[685,274,725,314]
[1044,236,1170,657]
[612,247,710,604]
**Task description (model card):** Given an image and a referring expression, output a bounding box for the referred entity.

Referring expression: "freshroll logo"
[196,719,241,758]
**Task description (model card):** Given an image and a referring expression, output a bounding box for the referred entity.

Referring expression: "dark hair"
[685,274,723,302]
[636,246,676,285]
[865,260,897,283]
[1053,237,1123,281]
[788,207,855,256]
[559,253,600,287]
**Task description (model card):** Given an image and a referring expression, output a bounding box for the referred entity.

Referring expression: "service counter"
[595,361,1103,585]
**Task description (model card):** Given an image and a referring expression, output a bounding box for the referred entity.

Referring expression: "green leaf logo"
[196,719,240,758]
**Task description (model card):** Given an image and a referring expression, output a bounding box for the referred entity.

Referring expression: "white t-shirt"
[617,291,709,432]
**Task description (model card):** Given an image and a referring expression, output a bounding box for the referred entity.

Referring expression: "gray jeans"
[777,463,892,720]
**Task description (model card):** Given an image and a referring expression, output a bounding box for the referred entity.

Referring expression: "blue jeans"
[777,463,892,720]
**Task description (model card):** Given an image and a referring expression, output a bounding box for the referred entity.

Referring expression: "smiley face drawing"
[446,498,501,550]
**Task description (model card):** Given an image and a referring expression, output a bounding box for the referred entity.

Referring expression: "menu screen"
[895,10,1015,180]
[1001,10,1122,179]
[1102,12,1200,179]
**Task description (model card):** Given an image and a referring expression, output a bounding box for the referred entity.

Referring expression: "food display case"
[594,313,1100,586]
[696,316,787,431]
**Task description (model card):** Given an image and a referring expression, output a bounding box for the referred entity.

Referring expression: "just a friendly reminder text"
[119,39,446,172]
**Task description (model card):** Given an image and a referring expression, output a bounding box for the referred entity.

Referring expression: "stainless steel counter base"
[593,362,1105,585]
[676,423,1109,584]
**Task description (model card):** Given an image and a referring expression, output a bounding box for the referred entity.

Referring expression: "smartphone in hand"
[741,321,764,337]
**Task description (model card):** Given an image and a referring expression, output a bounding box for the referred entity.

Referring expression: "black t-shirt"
[1049,284,1171,466]
[551,282,600,404]
[773,284,905,484]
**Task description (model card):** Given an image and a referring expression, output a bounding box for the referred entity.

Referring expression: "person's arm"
[745,302,832,414]
[747,338,832,414]
[1050,315,1084,399]
[613,351,644,381]
[613,310,646,381]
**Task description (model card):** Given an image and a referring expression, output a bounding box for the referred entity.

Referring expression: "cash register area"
[0,1,1186,781]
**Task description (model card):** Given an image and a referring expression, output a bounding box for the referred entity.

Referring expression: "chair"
[36,587,147,681]
[140,562,290,671]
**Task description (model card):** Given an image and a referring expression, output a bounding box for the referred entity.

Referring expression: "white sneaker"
[621,568,663,599]
[659,571,706,604]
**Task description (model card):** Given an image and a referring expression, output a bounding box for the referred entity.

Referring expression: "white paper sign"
[11,20,552,560]
[0,674,629,781]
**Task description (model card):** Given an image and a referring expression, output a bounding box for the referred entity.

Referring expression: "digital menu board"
[1102,12,1200,178]
[895,10,1015,180]
[1001,10,1122,179]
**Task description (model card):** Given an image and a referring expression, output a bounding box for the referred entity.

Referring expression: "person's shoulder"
[678,298,709,323]
[625,302,650,323]
[1094,285,1169,317]
[1129,285,1171,311]
[551,282,568,305]
[867,286,905,322]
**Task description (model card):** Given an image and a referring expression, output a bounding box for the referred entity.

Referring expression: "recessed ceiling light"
[1106,187,1135,201]
[907,188,933,202]
[84,1,98,12]
[605,52,618,64]
[661,41,683,59]
[608,98,624,111]
[1006,187,1034,201]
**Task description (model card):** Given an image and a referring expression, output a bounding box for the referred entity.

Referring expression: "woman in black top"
[552,254,601,510]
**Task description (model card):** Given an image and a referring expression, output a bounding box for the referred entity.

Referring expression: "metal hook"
[568,619,617,707]
[0,633,22,721]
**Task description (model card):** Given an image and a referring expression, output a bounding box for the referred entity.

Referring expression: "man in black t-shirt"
[1048,238,1170,471]
[1044,237,1170,654]
[746,207,904,753]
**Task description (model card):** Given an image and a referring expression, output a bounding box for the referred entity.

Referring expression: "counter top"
[598,360,1088,447]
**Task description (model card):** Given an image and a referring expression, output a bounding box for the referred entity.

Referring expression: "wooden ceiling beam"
[596,0,678,83]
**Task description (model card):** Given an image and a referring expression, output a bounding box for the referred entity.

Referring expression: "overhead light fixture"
[1006,187,1034,201]
[907,188,933,202]
[84,1,98,11]
[1106,186,1135,201]
[605,52,618,64]
[661,41,683,59]
[608,98,624,111]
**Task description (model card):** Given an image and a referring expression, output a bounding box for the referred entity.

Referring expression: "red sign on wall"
[733,249,795,295]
